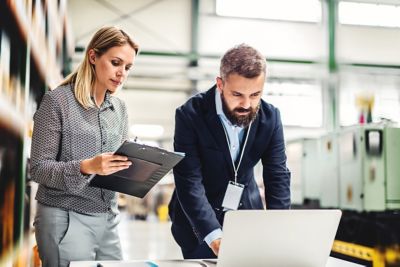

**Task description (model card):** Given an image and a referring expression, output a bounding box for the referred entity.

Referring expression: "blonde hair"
[60,26,139,109]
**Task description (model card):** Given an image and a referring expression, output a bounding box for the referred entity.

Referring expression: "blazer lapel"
[203,86,235,178]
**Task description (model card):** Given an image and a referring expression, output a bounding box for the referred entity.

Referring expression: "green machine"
[319,133,340,208]
[338,124,400,211]
[286,137,326,206]
[286,134,342,209]
[383,126,400,210]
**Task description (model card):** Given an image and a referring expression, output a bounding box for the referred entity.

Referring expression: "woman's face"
[89,44,136,93]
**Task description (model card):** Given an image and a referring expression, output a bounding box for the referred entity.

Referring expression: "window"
[339,73,400,126]
[263,81,323,127]
[216,0,321,23]
[339,1,400,28]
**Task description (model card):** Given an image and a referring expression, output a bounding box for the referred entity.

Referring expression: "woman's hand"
[80,152,132,176]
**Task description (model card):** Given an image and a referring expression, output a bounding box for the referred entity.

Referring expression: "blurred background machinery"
[286,123,400,266]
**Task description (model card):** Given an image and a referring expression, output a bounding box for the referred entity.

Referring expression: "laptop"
[216,209,342,267]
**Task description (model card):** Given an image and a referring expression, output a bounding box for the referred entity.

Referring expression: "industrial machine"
[338,125,400,211]
[285,124,400,266]
[287,124,400,211]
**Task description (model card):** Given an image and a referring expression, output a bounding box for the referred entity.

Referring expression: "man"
[168,44,291,259]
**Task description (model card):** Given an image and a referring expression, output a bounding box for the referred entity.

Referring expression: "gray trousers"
[34,203,122,267]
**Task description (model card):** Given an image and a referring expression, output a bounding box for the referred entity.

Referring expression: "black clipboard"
[89,141,184,198]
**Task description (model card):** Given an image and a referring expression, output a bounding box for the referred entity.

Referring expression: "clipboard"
[89,140,184,198]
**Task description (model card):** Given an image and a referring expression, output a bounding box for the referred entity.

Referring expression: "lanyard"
[221,121,252,183]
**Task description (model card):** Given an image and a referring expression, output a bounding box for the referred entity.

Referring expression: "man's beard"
[221,93,259,127]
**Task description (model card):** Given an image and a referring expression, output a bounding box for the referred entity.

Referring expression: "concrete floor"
[118,212,183,261]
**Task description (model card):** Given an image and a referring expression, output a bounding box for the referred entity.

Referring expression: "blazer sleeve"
[173,108,221,241]
[261,108,291,209]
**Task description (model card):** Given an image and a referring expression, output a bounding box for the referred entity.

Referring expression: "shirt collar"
[103,90,112,106]
[215,87,224,117]
[91,90,114,110]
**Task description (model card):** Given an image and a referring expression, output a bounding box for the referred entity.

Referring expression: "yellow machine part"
[332,240,400,267]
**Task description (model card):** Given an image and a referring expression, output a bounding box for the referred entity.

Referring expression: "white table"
[71,257,365,267]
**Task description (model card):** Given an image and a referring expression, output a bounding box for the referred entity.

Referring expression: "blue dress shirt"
[204,90,246,246]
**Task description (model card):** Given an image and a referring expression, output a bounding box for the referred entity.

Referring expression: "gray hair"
[220,44,266,80]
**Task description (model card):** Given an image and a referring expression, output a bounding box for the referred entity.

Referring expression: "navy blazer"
[168,86,290,251]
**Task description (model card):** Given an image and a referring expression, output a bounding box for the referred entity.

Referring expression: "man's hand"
[209,238,221,256]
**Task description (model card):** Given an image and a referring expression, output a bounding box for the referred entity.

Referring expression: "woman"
[31,26,139,267]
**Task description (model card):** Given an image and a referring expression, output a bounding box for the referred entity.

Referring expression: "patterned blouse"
[30,83,128,215]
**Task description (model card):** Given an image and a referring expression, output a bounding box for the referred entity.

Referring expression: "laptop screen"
[217,209,342,267]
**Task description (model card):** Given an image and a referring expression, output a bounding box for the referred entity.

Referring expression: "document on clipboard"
[88,140,185,198]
